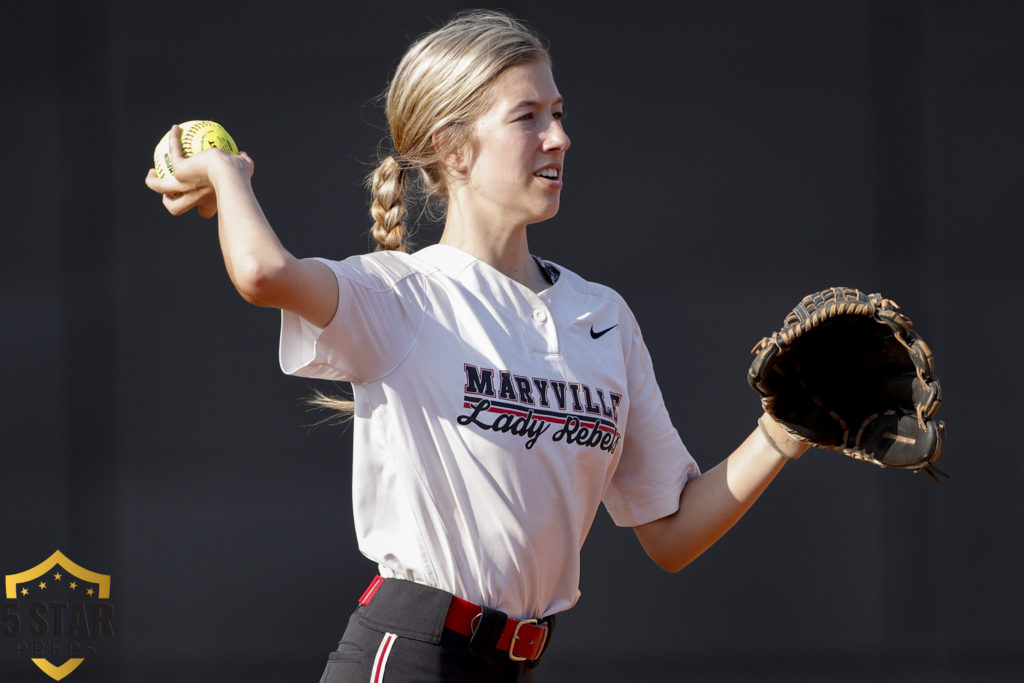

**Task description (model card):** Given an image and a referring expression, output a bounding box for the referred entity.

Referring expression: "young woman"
[145,9,807,682]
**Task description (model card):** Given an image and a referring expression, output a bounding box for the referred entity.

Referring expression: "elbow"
[637,526,704,574]
[657,560,686,574]
[637,530,696,574]
[636,515,700,574]
[231,255,286,307]
[649,551,691,574]
[653,540,713,573]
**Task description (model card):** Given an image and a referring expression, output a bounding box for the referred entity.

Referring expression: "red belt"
[358,575,550,662]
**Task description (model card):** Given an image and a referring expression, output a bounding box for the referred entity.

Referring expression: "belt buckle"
[508,618,547,662]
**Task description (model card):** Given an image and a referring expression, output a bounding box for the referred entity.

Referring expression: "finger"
[162,192,193,216]
[145,169,185,194]
[239,151,255,177]
[168,123,184,161]
[145,168,176,192]
[161,192,179,214]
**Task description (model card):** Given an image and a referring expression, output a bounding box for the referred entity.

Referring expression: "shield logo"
[4,550,113,681]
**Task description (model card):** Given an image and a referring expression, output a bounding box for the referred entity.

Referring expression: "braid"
[313,11,548,424]
[369,155,409,252]
[367,10,548,253]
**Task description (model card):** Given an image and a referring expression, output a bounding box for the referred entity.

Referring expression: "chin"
[528,199,561,225]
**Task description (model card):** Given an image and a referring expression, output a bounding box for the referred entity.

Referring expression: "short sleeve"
[279,254,427,383]
[602,325,700,527]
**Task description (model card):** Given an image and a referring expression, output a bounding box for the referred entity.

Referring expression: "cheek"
[467,125,534,186]
[477,148,523,184]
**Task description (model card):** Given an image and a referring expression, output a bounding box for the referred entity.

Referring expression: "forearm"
[634,415,807,572]
[145,130,339,325]
[209,158,296,305]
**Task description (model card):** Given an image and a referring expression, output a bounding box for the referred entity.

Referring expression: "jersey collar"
[413,244,560,288]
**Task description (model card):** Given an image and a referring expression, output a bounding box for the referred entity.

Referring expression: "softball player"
[145,10,807,682]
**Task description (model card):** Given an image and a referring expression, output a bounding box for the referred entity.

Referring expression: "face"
[449,60,570,228]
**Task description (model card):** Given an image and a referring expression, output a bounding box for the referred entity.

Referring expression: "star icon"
[69,581,78,590]
[20,588,28,596]
[53,572,63,581]
[86,588,94,597]
[38,581,47,590]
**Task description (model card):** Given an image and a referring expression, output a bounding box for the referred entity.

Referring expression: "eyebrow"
[511,97,565,109]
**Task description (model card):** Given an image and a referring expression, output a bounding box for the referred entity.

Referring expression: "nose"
[542,118,570,153]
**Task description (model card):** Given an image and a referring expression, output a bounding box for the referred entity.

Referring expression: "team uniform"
[280,244,699,681]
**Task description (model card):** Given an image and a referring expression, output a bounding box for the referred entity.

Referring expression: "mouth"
[533,166,562,182]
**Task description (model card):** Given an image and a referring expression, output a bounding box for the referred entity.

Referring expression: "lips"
[533,165,563,188]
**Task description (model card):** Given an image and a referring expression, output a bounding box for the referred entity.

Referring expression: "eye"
[515,112,535,122]
[553,110,565,121]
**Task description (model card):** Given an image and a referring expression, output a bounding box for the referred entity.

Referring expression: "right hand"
[144,124,254,219]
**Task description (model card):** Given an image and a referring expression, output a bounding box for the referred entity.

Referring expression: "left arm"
[633,413,807,573]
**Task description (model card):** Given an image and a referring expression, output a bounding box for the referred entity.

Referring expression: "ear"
[432,128,470,179]
[443,151,468,177]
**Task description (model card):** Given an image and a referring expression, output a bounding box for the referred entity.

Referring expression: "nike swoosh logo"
[590,324,618,339]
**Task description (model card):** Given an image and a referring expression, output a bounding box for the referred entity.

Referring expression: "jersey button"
[533,309,548,323]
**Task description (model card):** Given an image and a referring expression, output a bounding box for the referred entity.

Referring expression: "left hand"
[759,411,809,460]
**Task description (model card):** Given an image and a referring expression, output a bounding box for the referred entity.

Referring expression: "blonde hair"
[316,10,550,420]
[368,8,549,252]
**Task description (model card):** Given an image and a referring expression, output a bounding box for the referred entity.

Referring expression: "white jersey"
[280,244,699,619]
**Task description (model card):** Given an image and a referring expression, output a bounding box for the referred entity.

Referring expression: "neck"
[439,209,547,293]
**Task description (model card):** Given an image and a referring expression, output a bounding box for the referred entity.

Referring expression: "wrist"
[757,414,808,461]
[207,151,250,191]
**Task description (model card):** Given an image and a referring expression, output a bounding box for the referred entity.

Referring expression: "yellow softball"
[153,120,239,178]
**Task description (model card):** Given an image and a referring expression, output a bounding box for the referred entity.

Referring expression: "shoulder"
[313,250,439,290]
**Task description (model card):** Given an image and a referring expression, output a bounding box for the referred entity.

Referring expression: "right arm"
[144,125,338,327]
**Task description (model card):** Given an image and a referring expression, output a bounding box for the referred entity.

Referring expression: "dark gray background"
[2,1,1021,681]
